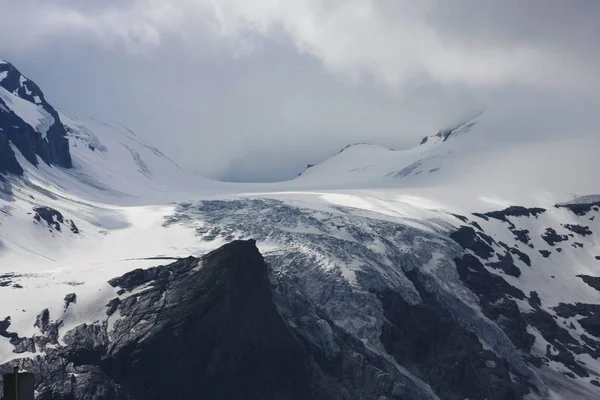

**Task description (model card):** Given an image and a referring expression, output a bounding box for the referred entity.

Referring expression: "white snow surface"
[0,107,599,397]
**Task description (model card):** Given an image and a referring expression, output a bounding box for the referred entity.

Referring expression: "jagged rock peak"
[0,59,72,176]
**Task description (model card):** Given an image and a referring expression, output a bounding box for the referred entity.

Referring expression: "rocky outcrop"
[0,240,440,400]
[1,196,599,399]
[0,61,71,176]
[33,206,80,234]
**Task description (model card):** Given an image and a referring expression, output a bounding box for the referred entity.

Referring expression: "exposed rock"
[511,229,531,244]
[563,224,593,236]
[34,308,50,333]
[451,214,468,223]
[554,303,600,339]
[529,291,542,308]
[454,254,534,352]
[379,288,529,400]
[450,226,495,259]
[0,61,72,176]
[0,316,12,338]
[539,250,551,258]
[32,206,80,234]
[474,206,546,229]
[557,200,600,216]
[470,221,483,231]
[33,206,64,231]
[64,293,77,310]
[510,247,531,266]
[105,298,120,316]
[9,336,36,353]
[69,220,80,234]
[487,251,521,277]
[63,323,108,366]
[541,228,568,246]
[1,240,442,400]
[525,309,588,377]
[455,254,525,301]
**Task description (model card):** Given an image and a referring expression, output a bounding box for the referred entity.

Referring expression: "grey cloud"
[0,1,598,181]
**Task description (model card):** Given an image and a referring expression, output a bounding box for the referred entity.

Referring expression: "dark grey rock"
[577,275,600,292]
[0,61,72,176]
[34,308,50,333]
[487,251,521,277]
[539,250,551,258]
[529,291,542,308]
[450,226,495,259]
[556,201,600,216]
[511,229,531,244]
[541,228,568,246]
[563,224,593,236]
[64,293,77,310]
[2,240,441,400]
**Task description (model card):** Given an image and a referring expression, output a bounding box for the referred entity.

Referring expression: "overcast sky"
[1,0,599,181]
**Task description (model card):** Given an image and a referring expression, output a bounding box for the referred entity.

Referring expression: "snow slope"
[296,112,600,210]
[1,68,600,398]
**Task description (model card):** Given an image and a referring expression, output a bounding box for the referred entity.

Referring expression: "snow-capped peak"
[419,111,484,147]
[0,60,71,175]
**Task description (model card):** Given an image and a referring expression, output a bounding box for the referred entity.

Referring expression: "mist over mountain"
[0,58,599,399]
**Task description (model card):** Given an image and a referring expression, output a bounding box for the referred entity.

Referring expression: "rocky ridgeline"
[0,61,71,177]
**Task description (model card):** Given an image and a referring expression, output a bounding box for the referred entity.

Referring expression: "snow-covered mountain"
[1,61,600,400]
[0,61,71,176]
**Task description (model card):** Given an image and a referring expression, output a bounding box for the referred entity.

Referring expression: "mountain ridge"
[0,60,71,176]
[1,60,599,399]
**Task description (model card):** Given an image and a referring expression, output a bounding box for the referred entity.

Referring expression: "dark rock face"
[557,201,600,216]
[451,213,468,223]
[453,254,535,354]
[105,240,321,400]
[450,226,495,259]
[379,275,530,400]
[554,303,600,339]
[1,240,440,400]
[454,254,525,301]
[33,206,64,231]
[34,308,50,333]
[64,293,77,311]
[474,206,546,228]
[529,291,542,308]
[525,308,591,378]
[0,61,72,176]
[33,206,79,234]
[563,224,592,236]
[487,251,521,277]
[511,229,531,244]
[509,247,531,266]
[541,228,568,246]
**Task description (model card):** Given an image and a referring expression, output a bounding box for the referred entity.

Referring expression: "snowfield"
[1,69,600,398]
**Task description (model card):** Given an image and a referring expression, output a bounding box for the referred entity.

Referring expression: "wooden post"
[2,367,34,400]
[13,367,18,400]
